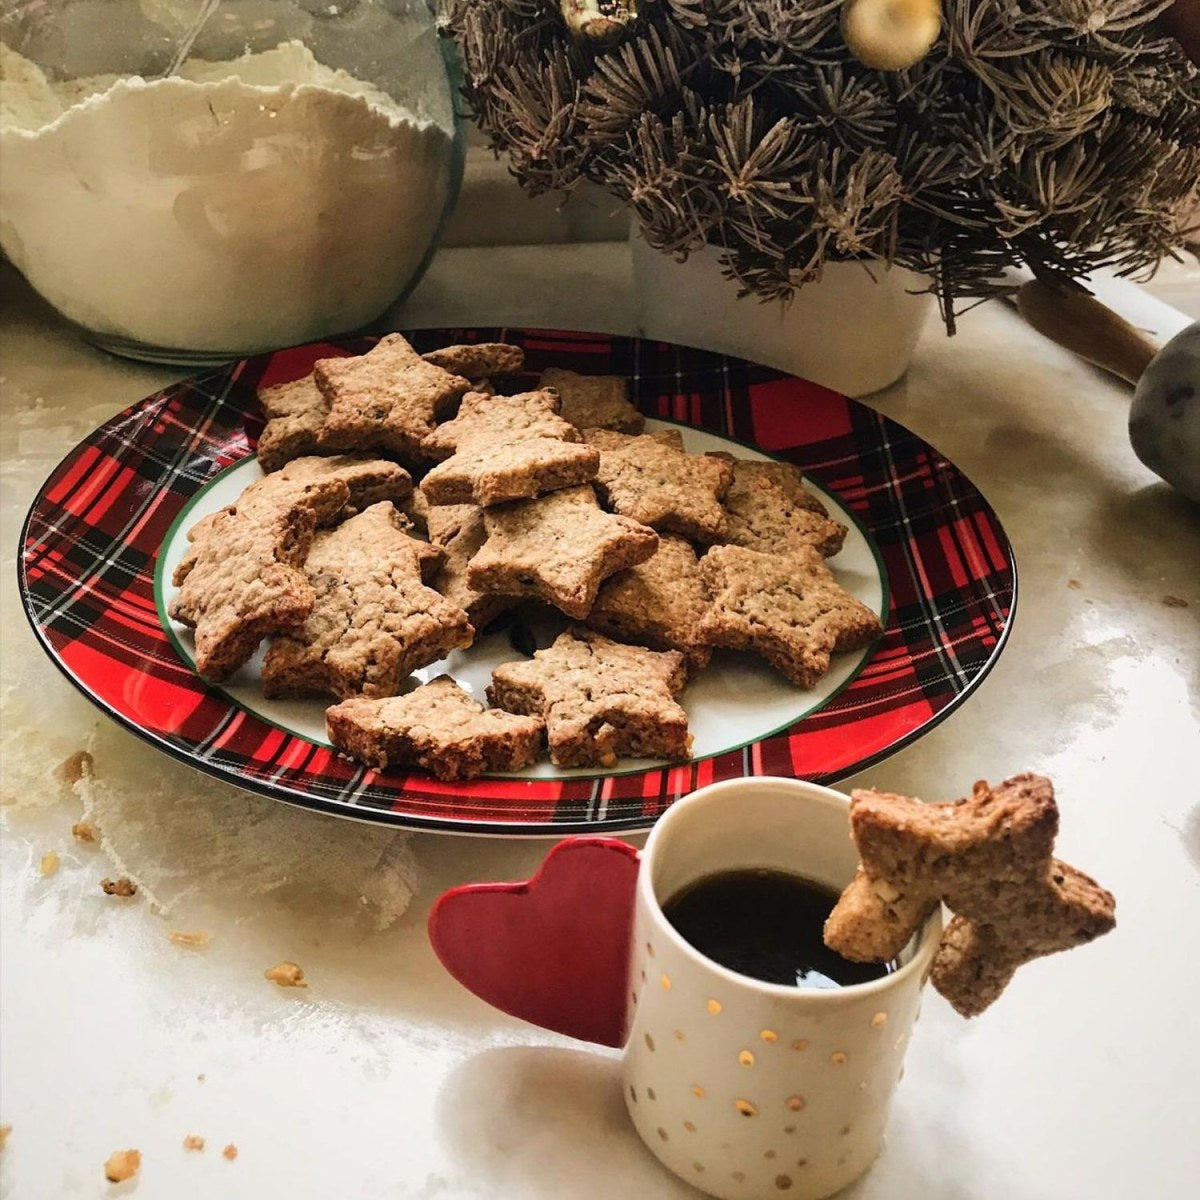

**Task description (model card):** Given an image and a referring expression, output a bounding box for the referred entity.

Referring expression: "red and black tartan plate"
[19,329,1015,835]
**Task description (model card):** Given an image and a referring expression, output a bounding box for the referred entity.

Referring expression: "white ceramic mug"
[621,777,940,1199]
[430,776,941,1200]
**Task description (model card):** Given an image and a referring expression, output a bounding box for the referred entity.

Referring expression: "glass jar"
[0,1,462,364]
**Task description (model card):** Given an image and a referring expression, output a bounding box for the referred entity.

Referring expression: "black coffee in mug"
[662,867,895,988]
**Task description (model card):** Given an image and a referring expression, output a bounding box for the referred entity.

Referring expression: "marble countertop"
[1,246,1198,1200]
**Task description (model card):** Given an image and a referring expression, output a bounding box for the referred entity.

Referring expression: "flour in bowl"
[0,40,454,354]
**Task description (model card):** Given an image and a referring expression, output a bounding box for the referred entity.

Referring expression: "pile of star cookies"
[168,336,884,781]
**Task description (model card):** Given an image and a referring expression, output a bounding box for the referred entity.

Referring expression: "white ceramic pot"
[631,235,934,397]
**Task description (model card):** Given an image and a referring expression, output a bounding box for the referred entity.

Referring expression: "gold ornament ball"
[842,0,942,71]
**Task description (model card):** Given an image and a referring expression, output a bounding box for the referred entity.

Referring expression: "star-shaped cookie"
[261,503,473,700]
[467,485,659,619]
[270,454,413,516]
[170,475,352,681]
[422,342,525,379]
[256,373,329,472]
[586,535,713,672]
[540,368,645,433]
[264,458,439,579]
[420,391,599,506]
[314,334,470,462]
[255,347,520,471]
[327,676,544,780]
[425,503,519,629]
[423,389,581,457]
[711,454,847,558]
[823,775,1117,1017]
[931,861,1116,1017]
[586,429,734,542]
[697,544,883,687]
[488,628,690,767]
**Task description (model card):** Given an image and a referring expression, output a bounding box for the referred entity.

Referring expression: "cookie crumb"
[1163,594,1188,608]
[72,820,98,842]
[100,877,137,897]
[264,961,307,988]
[168,930,212,949]
[222,1143,238,1161]
[1067,579,1082,590]
[182,1135,205,1151]
[104,1148,141,1182]
[196,1074,206,1083]
[0,1124,11,1150]
[39,850,59,877]
[56,749,93,785]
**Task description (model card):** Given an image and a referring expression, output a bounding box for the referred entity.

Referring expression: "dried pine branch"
[443,0,1200,329]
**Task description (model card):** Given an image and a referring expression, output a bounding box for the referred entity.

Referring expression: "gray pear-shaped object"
[1129,321,1200,502]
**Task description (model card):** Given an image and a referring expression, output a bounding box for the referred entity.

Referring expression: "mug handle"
[428,838,642,1048]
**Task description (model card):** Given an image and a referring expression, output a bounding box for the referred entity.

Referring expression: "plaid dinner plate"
[19,329,1016,834]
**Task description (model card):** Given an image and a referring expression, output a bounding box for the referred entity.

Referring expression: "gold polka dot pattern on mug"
[871,1010,888,1027]
[775,1175,793,1190]
[661,973,671,991]
[707,998,722,1015]
[735,1098,757,1117]
[830,1051,847,1065]
[738,1050,755,1066]
[760,1028,778,1043]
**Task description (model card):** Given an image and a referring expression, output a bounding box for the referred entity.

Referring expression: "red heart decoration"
[428,837,641,1048]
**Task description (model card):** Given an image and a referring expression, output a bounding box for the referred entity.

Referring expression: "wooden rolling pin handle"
[1015,280,1159,387]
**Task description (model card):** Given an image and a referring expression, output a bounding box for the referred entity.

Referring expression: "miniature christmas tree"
[444,0,1200,329]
